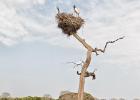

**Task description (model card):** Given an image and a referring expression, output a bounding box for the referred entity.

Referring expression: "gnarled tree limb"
[73,33,125,56]
[94,36,125,55]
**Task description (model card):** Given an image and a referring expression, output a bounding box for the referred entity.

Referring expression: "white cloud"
[0,0,140,52]
[0,0,50,46]
[0,1,28,45]
[2,0,47,7]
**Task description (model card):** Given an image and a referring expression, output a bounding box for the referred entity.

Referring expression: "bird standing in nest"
[56,6,60,14]
[73,5,80,17]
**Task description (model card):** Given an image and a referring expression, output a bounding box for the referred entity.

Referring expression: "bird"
[73,5,80,16]
[56,6,60,14]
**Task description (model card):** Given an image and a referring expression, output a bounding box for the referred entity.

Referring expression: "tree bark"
[77,51,92,100]
[73,34,93,100]
[73,34,93,51]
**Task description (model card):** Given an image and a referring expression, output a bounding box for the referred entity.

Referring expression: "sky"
[0,0,140,99]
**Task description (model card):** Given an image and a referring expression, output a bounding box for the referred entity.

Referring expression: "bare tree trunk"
[73,34,93,100]
[78,51,92,100]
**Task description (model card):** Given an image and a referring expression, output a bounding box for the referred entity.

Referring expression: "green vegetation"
[0,96,55,100]
[1,92,134,100]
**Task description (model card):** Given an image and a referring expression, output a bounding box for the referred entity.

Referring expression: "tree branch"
[73,33,125,55]
[73,33,94,52]
[94,36,125,55]
[77,70,96,80]
[67,61,84,68]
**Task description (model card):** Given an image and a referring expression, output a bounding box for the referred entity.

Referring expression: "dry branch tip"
[93,36,125,55]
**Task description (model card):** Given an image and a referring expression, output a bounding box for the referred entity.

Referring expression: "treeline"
[0,96,56,100]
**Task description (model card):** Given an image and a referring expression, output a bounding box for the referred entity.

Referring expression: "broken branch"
[77,70,96,80]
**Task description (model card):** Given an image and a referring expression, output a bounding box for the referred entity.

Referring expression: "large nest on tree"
[56,13,84,36]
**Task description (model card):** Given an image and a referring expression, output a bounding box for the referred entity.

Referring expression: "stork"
[73,5,80,16]
[56,6,60,14]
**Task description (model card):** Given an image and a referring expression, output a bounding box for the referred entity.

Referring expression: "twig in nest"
[94,36,125,55]
[67,61,84,68]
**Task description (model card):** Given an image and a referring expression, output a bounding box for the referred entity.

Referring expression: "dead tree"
[55,7,125,100]
[73,33,124,100]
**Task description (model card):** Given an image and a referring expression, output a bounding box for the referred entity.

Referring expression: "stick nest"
[56,13,84,36]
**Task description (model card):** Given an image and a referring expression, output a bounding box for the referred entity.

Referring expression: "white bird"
[73,5,80,16]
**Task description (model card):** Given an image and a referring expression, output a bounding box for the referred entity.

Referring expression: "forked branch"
[93,36,125,55]
[73,33,125,55]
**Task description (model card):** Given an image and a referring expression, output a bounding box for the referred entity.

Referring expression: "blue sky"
[0,0,140,99]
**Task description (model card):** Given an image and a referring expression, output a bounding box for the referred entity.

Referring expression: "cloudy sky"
[0,0,140,99]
